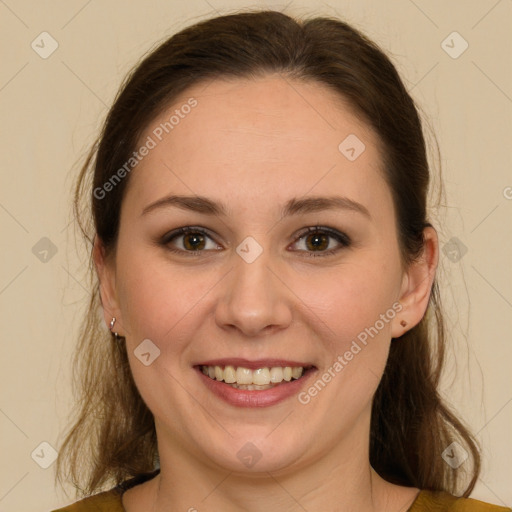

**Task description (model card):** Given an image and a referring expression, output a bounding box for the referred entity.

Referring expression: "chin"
[196,426,309,475]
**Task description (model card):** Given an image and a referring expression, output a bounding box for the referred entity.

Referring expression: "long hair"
[56,9,480,498]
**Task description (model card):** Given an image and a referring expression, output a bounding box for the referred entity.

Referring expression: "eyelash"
[160,225,351,258]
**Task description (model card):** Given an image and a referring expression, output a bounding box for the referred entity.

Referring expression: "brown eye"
[182,232,206,250]
[304,232,330,251]
[291,226,351,258]
[161,227,221,255]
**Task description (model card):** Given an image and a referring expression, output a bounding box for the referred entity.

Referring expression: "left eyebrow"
[140,194,371,220]
[282,196,371,219]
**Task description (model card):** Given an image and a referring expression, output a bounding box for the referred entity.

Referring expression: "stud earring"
[400,320,407,328]
[109,317,119,338]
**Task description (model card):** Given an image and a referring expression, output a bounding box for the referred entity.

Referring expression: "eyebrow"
[141,194,371,219]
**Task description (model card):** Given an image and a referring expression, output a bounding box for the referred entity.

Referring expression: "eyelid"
[160,226,221,253]
[293,225,351,246]
[160,225,351,257]
[289,226,351,257]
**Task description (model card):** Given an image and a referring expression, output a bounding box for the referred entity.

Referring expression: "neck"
[139,411,415,512]
[153,454,377,511]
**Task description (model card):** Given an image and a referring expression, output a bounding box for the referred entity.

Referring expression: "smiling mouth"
[199,364,313,391]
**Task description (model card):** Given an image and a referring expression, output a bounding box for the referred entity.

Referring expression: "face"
[97,75,432,476]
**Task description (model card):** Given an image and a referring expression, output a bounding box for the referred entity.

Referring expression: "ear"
[93,235,125,337]
[391,226,439,338]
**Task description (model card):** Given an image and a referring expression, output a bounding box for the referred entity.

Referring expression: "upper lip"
[195,358,315,370]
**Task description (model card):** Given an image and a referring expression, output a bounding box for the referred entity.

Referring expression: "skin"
[94,75,438,512]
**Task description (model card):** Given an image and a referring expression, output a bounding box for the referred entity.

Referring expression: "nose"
[214,247,293,338]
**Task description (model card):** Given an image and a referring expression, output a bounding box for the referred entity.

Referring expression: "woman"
[52,10,510,512]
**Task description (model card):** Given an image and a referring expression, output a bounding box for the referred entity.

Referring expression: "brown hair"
[56,9,480,498]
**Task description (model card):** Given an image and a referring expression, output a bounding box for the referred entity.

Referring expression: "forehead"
[123,75,391,219]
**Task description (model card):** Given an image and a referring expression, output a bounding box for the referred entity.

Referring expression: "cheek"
[116,249,220,347]
[293,255,401,348]
[116,252,212,426]
[294,257,399,421]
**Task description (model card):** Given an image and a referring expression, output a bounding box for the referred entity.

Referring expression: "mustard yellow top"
[51,471,511,512]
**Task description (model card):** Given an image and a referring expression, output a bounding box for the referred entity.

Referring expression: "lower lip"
[195,367,316,408]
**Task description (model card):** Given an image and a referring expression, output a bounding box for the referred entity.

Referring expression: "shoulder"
[49,469,160,512]
[49,488,123,512]
[411,490,511,511]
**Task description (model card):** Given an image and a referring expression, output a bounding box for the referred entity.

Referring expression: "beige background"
[0,0,510,510]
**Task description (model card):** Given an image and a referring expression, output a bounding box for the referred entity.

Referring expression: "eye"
[160,225,351,258]
[290,226,351,257]
[161,226,221,256]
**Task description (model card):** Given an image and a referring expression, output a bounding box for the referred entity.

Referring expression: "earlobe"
[391,226,439,338]
[93,236,125,337]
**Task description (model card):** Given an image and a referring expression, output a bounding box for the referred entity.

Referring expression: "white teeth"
[230,383,273,390]
[291,367,303,379]
[214,366,224,381]
[269,367,283,383]
[253,368,270,385]
[224,365,236,384]
[200,364,307,386]
[236,367,253,385]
